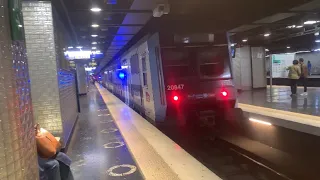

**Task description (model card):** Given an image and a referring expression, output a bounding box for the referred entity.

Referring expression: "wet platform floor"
[238,86,320,116]
[67,85,143,180]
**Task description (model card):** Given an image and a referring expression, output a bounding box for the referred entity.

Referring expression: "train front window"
[161,49,193,78]
[197,46,231,78]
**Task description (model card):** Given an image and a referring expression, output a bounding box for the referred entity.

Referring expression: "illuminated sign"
[64,51,104,60]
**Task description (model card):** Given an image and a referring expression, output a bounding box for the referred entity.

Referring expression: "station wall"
[22,1,78,145]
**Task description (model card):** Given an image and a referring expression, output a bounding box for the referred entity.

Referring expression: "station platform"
[67,85,143,180]
[67,84,220,180]
[237,85,320,136]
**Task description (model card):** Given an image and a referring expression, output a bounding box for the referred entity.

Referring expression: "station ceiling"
[58,0,317,71]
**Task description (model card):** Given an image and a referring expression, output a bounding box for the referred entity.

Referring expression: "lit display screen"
[64,51,104,60]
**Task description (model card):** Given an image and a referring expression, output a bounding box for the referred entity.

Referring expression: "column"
[76,63,88,95]
[232,46,252,90]
[22,1,78,144]
[251,47,267,88]
[232,46,267,90]
[0,0,39,179]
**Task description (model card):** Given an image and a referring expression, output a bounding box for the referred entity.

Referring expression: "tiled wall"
[0,0,39,179]
[58,70,78,145]
[52,7,71,70]
[22,1,63,136]
[52,4,78,143]
[22,1,78,145]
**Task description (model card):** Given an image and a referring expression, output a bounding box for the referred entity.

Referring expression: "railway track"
[157,118,291,180]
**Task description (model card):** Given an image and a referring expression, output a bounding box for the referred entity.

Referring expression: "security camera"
[153,3,170,17]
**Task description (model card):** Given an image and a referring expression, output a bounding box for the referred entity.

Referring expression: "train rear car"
[101,32,237,125]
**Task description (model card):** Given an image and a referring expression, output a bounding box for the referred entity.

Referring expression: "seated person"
[35,124,74,180]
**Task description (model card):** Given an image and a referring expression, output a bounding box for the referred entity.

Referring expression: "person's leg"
[290,79,294,95]
[38,157,62,180]
[304,78,308,93]
[55,152,74,180]
[293,79,298,94]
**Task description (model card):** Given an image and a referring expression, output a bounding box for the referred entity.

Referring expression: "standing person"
[308,61,312,76]
[299,58,308,95]
[287,60,301,96]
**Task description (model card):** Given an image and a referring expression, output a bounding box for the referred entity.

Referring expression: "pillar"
[76,63,88,95]
[251,47,266,88]
[22,1,78,143]
[0,0,39,179]
[232,46,267,90]
[232,46,252,90]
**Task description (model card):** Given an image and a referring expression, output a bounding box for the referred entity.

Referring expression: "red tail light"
[173,95,179,101]
[221,91,228,97]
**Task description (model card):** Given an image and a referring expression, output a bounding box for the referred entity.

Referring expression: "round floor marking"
[107,164,137,177]
[100,128,118,134]
[100,120,113,124]
[103,142,125,149]
[98,114,110,117]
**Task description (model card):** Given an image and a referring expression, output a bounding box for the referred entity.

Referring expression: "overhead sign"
[64,51,104,60]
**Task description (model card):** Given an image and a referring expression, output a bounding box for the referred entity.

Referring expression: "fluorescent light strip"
[249,118,272,126]
[91,8,101,12]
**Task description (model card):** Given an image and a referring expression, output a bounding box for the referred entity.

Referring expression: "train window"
[197,47,228,77]
[143,73,148,86]
[142,57,147,71]
[162,49,193,78]
[141,55,148,87]
[162,49,189,66]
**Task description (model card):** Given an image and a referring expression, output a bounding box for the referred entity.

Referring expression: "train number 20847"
[167,84,184,91]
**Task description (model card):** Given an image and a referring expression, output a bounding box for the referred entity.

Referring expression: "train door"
[121,59,130,105]
[139,50,156,120]
[130,54,144,111]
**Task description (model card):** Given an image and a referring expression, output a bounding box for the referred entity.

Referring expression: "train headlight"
[173,95,179,101]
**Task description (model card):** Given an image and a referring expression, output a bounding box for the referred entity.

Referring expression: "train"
[99,32,238,125]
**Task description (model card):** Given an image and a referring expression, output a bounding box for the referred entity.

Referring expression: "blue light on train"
[118,72,125,80]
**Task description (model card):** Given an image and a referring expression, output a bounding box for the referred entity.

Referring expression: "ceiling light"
[68,46,73,49]
[315,40,320,43]
[76,46,83,49]
[91,24,99,28]
[92,42,97,45]
[92,47,97,50]
[287,25,296,28]
[90,8,101,12]
[315,32,319,36]
[264,33,271,37]
[287,46,291,49]
[296,25,303,28]
[304,20,319,25]
[265,49,269,52]
[242,39,248,42]
[91,35,98,37]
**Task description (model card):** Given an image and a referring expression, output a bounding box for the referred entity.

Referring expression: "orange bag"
[35,124,61,159]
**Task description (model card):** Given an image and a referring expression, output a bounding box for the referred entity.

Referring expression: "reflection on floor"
[238,86,320,116]
[67,85,143,180]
